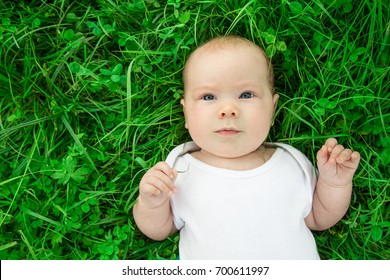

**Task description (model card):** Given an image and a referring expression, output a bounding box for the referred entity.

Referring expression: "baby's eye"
[239,92,254,99]
[202,94,215,101]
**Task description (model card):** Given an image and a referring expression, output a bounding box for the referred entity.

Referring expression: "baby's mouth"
[215,128,241,135]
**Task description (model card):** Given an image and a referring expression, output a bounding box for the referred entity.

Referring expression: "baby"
[133,35,360,259]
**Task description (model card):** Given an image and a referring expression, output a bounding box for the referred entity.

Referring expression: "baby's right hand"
[138,162,178,209]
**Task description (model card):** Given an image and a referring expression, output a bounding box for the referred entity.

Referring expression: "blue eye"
[240,92,254,99]
[202,94,215,101]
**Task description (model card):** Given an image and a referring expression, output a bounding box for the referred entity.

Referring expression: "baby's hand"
[138,162,178,209]
[317,138,360,188]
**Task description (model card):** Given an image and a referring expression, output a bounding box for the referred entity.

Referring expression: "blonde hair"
[183,35,275,94]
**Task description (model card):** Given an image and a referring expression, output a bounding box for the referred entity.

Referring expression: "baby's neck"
[191,145,275,171]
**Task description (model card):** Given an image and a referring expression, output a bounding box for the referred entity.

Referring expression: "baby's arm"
[305,138,360,231]
[133,162,178,241]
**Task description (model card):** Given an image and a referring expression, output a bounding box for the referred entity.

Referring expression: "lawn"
[0,0,389,260]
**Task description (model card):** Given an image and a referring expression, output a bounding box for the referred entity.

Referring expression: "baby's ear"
[180,99,188,129]
[272,93,279,112]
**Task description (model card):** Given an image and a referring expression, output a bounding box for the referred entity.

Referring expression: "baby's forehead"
[182,36,275,93]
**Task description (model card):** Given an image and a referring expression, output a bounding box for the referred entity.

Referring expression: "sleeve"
[170,195,185,230]
[301,155,317,217]
[275,143,317,217]
[165,143,188,231]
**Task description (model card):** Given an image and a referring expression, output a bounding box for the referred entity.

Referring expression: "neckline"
[183,146,284,179]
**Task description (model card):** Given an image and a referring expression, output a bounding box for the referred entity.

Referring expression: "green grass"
[0,0,389,260]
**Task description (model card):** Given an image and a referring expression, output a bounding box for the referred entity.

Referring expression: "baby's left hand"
[317,138,360,187]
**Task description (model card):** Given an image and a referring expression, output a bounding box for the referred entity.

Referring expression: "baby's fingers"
[154,162,177,180]
[324,138,338,152]
[141,162,177,194]
[348,151,361,167]
[328,144,345,163]
[330,146,360,168]
[140,181,164,196]
[334,148,353,164]
[141,172,176,196]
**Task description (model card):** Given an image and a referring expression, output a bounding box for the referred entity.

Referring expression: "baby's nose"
[218,104,240,118]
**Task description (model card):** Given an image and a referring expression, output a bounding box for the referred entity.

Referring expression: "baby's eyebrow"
[236,80,263,88]
[189,84,218,93]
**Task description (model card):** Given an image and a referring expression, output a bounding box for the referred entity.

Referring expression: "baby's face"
[181,45,279,160]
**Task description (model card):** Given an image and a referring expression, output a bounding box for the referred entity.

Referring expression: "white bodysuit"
[166,141,320,260]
